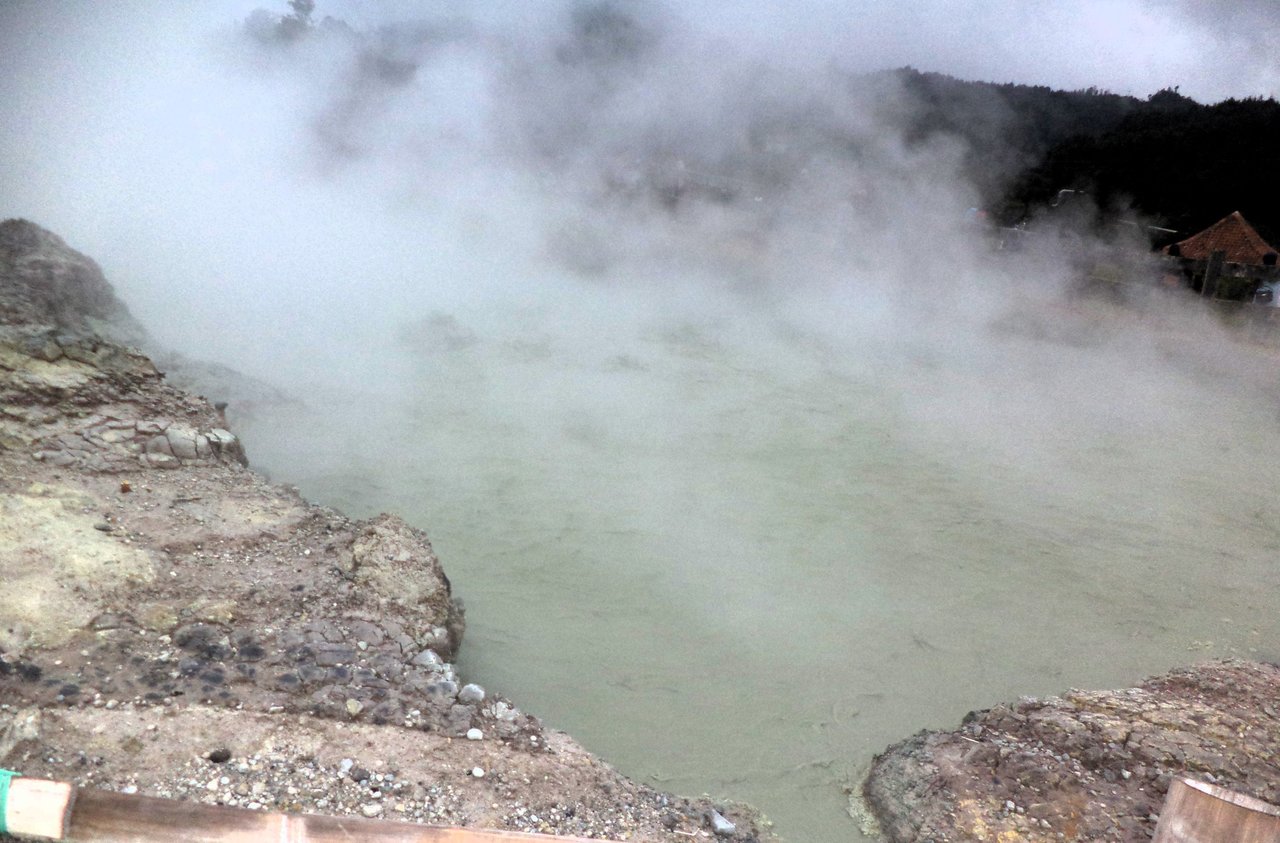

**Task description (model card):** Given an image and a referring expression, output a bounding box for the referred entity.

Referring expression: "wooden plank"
[6,778,75,839]
[1153,777,1280,843]
[0,779,612,843]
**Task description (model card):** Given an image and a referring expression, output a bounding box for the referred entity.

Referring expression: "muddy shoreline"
[0,218,770,841]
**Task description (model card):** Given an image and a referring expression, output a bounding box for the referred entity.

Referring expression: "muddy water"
[239,287,1280,842]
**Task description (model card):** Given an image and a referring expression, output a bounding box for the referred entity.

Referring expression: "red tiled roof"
[1163,211,1278,265]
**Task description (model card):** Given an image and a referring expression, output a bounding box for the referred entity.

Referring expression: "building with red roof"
[1163,211,1278,266]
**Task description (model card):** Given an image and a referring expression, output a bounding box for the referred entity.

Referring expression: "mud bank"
[862,659,1280,841]
[0,219,770,841]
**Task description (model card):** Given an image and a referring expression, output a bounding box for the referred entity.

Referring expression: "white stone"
[710,810,736,837]
[411,649,442,669]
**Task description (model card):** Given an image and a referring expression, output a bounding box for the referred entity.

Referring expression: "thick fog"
[0,2,1275,372]
[4,3,1280,841]
[0,0,1256,374]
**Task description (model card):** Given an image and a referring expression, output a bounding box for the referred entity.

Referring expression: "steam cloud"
[0,0,1273,523]
[5,5,1280,841]
[0,1,1275,379]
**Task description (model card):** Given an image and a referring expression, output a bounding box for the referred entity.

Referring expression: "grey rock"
[313,644,355,667]
[369,655,404,678]
[458,683,485,704]
[207,428,237,446]
[347,620,386,645]
[346,515,464,658]
[166,426,199,460]
[144,435,172,456]
[709,810,736,837]
[402,669,436,693]
[427,680,458,699]
[445,703,475,735]
[410,649,442,669]
[90,613,126,631]
[146,453,179,469]
[491,701,520,722]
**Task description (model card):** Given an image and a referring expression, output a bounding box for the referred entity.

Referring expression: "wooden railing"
[2,776,615,842]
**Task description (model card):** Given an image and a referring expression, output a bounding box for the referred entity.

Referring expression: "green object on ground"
[0,768,20,836]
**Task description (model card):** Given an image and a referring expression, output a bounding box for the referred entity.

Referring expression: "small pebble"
[361,803,383,818]
[466,728,483,741]
[471,767,485,778]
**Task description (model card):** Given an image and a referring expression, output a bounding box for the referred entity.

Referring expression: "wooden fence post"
[1152,778,1280,842]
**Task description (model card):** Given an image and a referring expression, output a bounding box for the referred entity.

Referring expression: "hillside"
[883,68,1280,242]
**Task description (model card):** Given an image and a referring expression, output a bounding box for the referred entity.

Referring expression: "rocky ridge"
[0,218,769,841]
[861,659,1280,841]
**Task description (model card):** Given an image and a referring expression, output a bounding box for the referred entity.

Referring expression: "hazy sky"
[3,0,1276,105]
[0,0,1276,373]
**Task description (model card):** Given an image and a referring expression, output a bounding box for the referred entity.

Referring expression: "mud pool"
[238,285,1280,842]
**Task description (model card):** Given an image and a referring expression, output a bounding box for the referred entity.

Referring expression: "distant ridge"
[881,68,1280,242]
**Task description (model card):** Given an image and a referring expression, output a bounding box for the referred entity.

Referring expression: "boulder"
[863,660,1280,842]
[345,514,465,659]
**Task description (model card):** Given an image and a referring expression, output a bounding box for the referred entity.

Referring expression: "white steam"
[4,5,1280,842]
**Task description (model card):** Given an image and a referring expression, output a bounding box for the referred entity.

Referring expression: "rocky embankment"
[862,659,1280,841]
[0,219,769,841]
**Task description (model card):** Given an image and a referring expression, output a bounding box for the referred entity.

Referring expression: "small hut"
[1163,211,1278,266]
[1162,211,1279,299]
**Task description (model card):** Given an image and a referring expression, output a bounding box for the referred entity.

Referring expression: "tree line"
[886,68,1280,246]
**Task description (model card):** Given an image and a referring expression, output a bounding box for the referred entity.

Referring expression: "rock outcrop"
[862,660,1280,841]
[0,218,141,339]
[0,219,771,841]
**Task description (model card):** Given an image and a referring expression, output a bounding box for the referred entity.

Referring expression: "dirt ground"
[861,660,1280,841]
